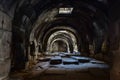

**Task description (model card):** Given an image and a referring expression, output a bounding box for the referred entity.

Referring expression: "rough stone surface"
[38,57,51,62]
[0,11,12,80]
[0,30,2,38]
[50,56,62,65]
[71,56,91,63]
[62,58,79,65]
[0,31,11,59]
[109,22,120,80]
[110,46,120,80]
[10,57,109,80]
[0,11,12,31]
[0,59,11,79]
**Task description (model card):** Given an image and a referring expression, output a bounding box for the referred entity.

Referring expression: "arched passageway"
[1,0,120,80]
[46,30,78,54]
[50,40,68,53]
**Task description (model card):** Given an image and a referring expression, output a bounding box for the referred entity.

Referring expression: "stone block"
[50,56,62,65]
[0,31,12,59]
[3,14,12,31]
[90,60,105,64]
[0,30,2,38]
[62,58,79,65]
[0,59,11,79]
[38,57,50,62]
[71,56,91,63]
[0,11,12,31]
[0,11,3,29]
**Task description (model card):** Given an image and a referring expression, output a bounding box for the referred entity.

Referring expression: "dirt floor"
[9,56,110,80]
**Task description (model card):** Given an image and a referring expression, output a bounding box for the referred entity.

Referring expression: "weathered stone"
[62,58,79,65]
[0,11,3,29]
[0,11,12,31]
[50,56,62,65]
[0,30,3,38]
[90,60,105,64]
[0,31,11,59]
[0,59,11,80]
[111,47,120,80]
[0,11,12,80]
[3,15,12,31]
[71,56,91,63]
[38,57,50,62]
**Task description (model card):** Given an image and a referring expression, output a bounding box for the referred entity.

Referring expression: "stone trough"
[50,56,62,65]
[62,58,79,65]
[71,56,91,63]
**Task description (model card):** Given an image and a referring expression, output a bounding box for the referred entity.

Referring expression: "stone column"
[109,21,120,80]
[0,11,12,80]
[111,46,120,80]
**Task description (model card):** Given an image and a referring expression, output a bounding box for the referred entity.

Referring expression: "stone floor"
[10,56,110,80]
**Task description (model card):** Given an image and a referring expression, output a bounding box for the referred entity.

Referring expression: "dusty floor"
[9,56,110,80]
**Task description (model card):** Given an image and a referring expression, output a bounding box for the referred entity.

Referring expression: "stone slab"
[62,58,79,65]
[90,60,105,64]
[71,56,91,63]
[50,56,62,65]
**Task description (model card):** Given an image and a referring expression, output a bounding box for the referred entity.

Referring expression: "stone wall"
[111,45,120,80]
[0,10,12,80]
[110,21,120,80]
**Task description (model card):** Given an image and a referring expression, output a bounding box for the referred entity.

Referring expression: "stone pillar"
[0,11,12,80]
[109,21,120,80]
[111,46,120,80]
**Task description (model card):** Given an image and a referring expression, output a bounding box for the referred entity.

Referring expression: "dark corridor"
[0,0,120,80]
